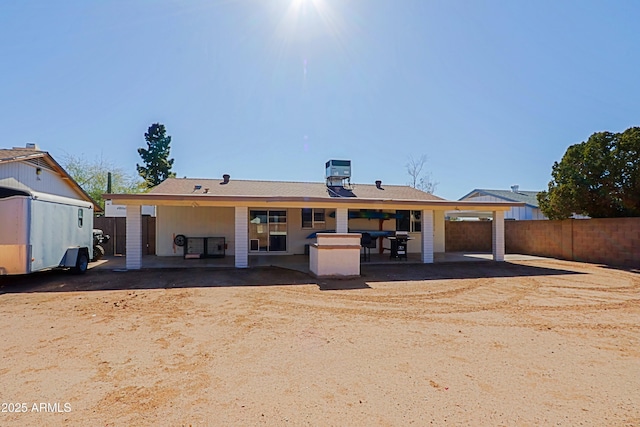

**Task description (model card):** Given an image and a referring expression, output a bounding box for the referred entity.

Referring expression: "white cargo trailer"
[0,185,93,275]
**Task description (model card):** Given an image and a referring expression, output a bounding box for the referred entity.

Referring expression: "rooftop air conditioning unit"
[325,160,351,180]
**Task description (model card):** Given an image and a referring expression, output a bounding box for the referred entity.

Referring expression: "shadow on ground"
[0,260,586,295]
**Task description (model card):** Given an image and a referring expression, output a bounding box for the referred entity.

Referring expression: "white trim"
[335,208,348,233]
[126,205,142,269]
[235,207,249,268]
[421,210,434,263]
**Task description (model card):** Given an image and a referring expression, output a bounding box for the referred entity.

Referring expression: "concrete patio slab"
[91,252,553,274]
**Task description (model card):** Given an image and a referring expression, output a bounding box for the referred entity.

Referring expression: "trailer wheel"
[74,250,89,274]
[92,245,105,262]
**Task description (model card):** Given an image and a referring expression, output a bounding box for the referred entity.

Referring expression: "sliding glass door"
[249,210,287,252]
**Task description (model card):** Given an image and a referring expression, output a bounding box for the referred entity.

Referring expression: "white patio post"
[235,206,249,268]
[421,209,434,263]
[335,207,348,233]
[433,210,445,253]
[492,210,505,262]
[125,205,142,270]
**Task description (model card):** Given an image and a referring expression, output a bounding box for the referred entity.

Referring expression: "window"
[396,210,422,232]
[396,210,410,232]
[249,210,287,252]
[411,211,422,232]
[78,209,84,228]
[302,208,325,229]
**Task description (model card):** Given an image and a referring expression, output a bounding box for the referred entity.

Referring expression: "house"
[0,144,99,210]
[106,160,524,272]
[454,186,546,220]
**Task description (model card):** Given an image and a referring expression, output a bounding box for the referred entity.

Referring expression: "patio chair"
[360,232,374,262]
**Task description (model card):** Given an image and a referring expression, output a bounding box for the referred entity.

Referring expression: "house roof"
[108,177,525,211]
[459,189,542,208]
[0,147,102,212]
[0,148,50,163]
[149,177,446,201]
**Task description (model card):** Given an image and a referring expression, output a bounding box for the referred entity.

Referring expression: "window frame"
[301,208,326,229]
[249,209,287,252]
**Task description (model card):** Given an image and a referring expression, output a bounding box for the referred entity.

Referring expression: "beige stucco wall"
[156,206,441,257]
[287,208,337,255]
[310,234,361,277]
[156,206,235,256]
[158,206,342,257]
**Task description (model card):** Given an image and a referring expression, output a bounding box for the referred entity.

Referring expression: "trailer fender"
[60,247,90,273]
[60,248,80,268]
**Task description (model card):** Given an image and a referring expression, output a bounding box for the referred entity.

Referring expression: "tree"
[538,126,640,219]
[61,153,144,210]
[406,154,438,194]
[137,123,176,188]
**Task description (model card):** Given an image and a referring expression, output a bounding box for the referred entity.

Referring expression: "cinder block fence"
[446,218,640,268]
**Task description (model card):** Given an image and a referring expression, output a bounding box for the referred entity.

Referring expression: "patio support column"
[433,210,445,253]
[125,205,142,270]
[235,206,249,268]
[492,210,505,262]
[421,209,434,263]
[336,207,348,233]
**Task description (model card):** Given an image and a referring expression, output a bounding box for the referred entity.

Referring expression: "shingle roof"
[0,148,47,162]
[0,147,102,211]
[460,189,542,208]
[150,177,445,201]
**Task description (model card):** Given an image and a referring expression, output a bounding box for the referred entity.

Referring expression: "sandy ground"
[0,259,639,426]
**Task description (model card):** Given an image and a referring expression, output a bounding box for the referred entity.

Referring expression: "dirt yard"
[1,258,639,426]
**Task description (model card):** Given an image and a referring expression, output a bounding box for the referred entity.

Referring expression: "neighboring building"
[0,144,100,211]
[104,200,155,217]
[107,160,525,271]
[454,186,546,220]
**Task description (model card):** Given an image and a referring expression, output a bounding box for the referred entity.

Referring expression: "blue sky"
[1,0,638,200]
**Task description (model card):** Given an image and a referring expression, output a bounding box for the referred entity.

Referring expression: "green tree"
[61,153,144,210]
[538,127,640,219]
[137,123,176,188]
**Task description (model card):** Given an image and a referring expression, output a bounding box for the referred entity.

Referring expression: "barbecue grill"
[389,231,409,260]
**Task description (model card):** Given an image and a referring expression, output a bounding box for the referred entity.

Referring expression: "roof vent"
[222,174,230,184]
[375,180,382,189]
[510,185,519,193]
[204,188,209,194]
[25,142,39,150]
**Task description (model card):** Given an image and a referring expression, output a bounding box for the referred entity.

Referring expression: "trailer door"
[0,196,30,274]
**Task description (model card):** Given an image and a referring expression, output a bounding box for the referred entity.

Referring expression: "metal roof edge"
[459,188,539,208]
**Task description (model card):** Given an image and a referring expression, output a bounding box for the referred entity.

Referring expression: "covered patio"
[106,177,525,275]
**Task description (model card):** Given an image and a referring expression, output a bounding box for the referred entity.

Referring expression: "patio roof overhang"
[104,193,524,212]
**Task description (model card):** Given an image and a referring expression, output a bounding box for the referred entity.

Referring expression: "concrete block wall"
[445,221,492,252]
[505,220,564,258]
[446,218,640,268]
[571,218,640,266]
